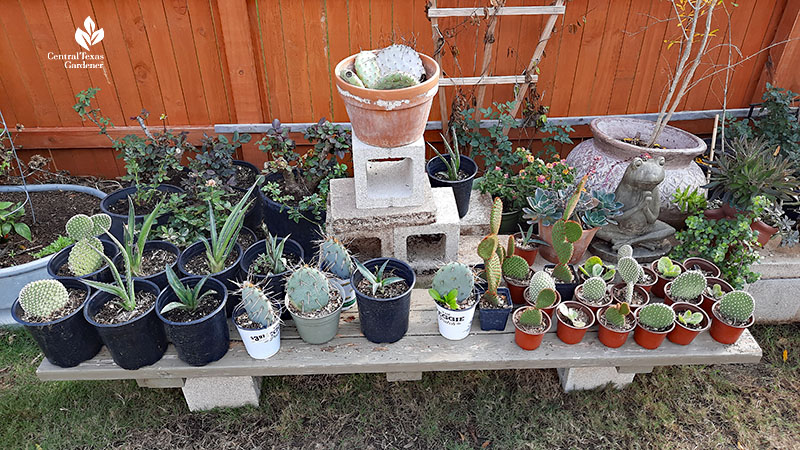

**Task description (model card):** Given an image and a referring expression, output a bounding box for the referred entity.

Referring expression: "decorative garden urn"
[565,118,707,227]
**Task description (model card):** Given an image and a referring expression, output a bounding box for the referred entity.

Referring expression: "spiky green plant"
[502,255,530,280]
[65,212,111,276]
[518,307,543,327]
[202,179,259,273]
[580,277,607,303]
[534,287,557,309]
[617,244,633,259]
[617,256,641,304]
[286,266,331,313]
[238,280,279,328]
[318,236,352,279]
[669,270,707,302]
[121,196,163,276]
[426,127,462,181]
[159,266,216,315]
[578,256,616,281]
[82,232,139,312]
[528,271,556,302]
[353,51,381,88]
[18,279,70,318]
[376,44,425,81]
[354,259,405,298]
[431,262,474,305]
[605,302,631,328]
[656,256,682,278]
[477,198,507,306]
[637,303,675,330]
[550,176,587,282]
[709,283,725,299]
[254,232,290,275]
[718,290,754,322]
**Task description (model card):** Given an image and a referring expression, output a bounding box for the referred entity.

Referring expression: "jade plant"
[201,180,259,273]
[578,256,616,281]
[557,303,586,328]
[549,176,588,282]
[668,270,707,303]
[656,256,682,278]
[717,291,755,323]
[677,309,704,327]
[579,276,607,304]
[430,262,474,310]
[604,302,631,328]
[637,303,675,331]
[355,259,405,297]
[286,266,332,314]
[252,232,291,275]
[477,198,507,306]
[159,266,216,315]
[318,236,353,280]
[65,213,111,276]
[239,281,280,328]
[617,245,644,304]
[18,279,70,319]
[342,44,426,90]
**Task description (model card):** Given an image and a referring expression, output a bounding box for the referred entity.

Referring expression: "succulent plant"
[239,281,279,328]
[286,266,331,313]
[355,259,405,297]
[373,72,419,90]
[353,51,381,88]
[256,232,291,275]
[718,290,754,322]
[518,307,543,327]
[502,255,530,280]
[558,303,586,328]
[376,44,425,82]
[340,69,365,88]
[90,214,112,236]
[617,256,642,304]
[605,302,631,328]
[533,287,557,309]
[477,198,508,306]
[528,271,556,302]
[656,256,682,278]
[617,244,633,259]
[319,236,352,279]
[121,196,163,277]
[65,214,95,241]
[431,262,474,305]
[550,177,587,282]
[677,309,704,326]
[18,279,70,318]
[669,270,707,301]
[65,212,111,276]
[159,266,217,315]
[709,283,725,299]
[578,256,616,281]
[202,180,259,273]
[581,277,607,303]
[638,303,675,330]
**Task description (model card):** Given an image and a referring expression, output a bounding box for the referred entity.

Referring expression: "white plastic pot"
[331,276,357,310]
[436,301,478,341]
[235,320,280,359]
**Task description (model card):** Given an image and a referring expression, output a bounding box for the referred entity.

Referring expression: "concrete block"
[182,376,262,411]
[393,188,460,265]
[459,190,493,236]
[557,367,635,392]
[136,378,185,388]
[747,278,800,323]
[753,256,800,280]
[386,371,423,382]
[352,134,427,208]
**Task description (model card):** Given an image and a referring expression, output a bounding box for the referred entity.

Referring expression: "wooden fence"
[1,0,799,178]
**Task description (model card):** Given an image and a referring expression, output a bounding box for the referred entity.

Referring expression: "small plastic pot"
[700,277,732,317]
[633,307,676,350]
[503,274,529,305]
[543,265,579,301]
[636,266,658,293]
[426,154,478,218]
[513,307,552,351]
[286,283,345,345]
[682,257,721,278]
[47,239,118,283]
[573,284,613,316]
[233,306,281,359]
[650,260,685,298]
[238,237,305,315]
[555,301,595,345]
[156,276,229,366]
[596,306,634,348]
[112,240,180,290]
[512,232,540,266]
[178,240,243,317]
[232,160,265,232]
[662,282,703,307]
[498,208,521,234]
[611,283,651,310]
[524,286,561,318]
[84,279,167,370]
[709,302,754,344]
[436,297,478,341]
[352,257,415,343]
[478,287,513,331]
[99,184,183,242]
[11,279,102,368]
[668,302,710,346]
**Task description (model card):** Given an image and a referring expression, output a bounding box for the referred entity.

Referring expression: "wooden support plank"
[616,366,654,374]
[14,125,214,149]
[474,0,506,111]
[439,75,533,86]
[428,6,565,18]
[430,0,448,131]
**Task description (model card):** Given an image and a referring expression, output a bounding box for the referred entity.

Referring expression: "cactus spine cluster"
[318,236,353,279]
[718,290,754,322]
[66,213,111,276]
[477,198,507,306]
[581,277,607,303]
[432,262,474,304]
[240,281,279,328]
[604,302,631,328]
[18,279,70,318]
[638,303,675,330]
[344,44,425,90]
[286,266,331,313]
[669,270,707,301]
[551,176,587,282]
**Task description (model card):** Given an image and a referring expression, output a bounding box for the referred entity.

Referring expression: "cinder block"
[459,190,493,236]
[557,367,635,391]
[352,134,428,208]
[393,188,460,265]
[182,376,262,411]
[747,278,800,323]
[753,256,800,280]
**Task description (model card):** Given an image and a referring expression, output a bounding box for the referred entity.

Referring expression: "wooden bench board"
[37,290,762,382]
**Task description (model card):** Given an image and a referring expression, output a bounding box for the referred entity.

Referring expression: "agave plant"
[354,259,404,297]
[202,179,261,273]
[83,233,138,311]
[159,266,216,314]
[426,127,462,181]
[121,196,163,276]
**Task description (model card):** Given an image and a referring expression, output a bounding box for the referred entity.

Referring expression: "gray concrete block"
[352,134,427,208]
[182,376,262,411]
[747,278,800,323]
[753,256,800,280]
[393,188,460,264]
[557,367,635,392]
[459,190,493,236]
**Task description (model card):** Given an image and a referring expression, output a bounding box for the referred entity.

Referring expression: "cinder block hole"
[365,158,413,199]
[407,233,445,262]
[348,237,382,260]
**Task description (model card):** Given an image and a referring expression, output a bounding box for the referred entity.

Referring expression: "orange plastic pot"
[751,219,778,247]
[610,283,650,310]
[709,303,754,344]
[334,53,440,148]
[668,302,710,345]
[513,308,552,351]
[596,306,634,348]
[637,266,658,293]
[633,307,675,350]
[524,286,561,318]
[555,301,595,345]
[574,284,612,316]
[662,282,702,307]
[512,232,539,266]
[650,260,685,299]
[504,275,528,305]
[539,223,598,264]
[682,257,721,278]
[700,277,732,317]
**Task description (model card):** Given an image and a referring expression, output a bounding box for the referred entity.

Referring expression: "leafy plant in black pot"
[426,128,478,218]
[353,258,414,343]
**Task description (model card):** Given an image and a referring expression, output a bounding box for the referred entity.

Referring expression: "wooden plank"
[136,378,185,388]
[626,0,672,113]
[567,0,610,117]
[303,0,335,120]
[279,0,314,122]
[753,0,800,97]
[217,0,264,123]
[428,6,565,18]
[607,1,651,115]
[186,0,233,123]
[252,0,292,121]
[547,0,587,116]
[744,1,786,103]
[429,0,447,126]
[439,75,533,86]
[588,0,633,116]
[326,0,352,122]
[14,125,214,149]
[474,0,505,111]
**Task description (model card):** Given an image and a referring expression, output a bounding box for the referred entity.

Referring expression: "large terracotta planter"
[751,219,778,246]
[334,53,440,148]
[565,118,707,226]
[539,222,598,264]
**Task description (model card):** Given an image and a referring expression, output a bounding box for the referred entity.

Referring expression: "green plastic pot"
[285,283,344,344]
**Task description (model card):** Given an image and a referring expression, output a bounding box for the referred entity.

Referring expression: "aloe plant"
[121,196,163,276]
[83,232,138,311]
[426,127,462,181]
[201,179,260,273]
[354,259,404,297]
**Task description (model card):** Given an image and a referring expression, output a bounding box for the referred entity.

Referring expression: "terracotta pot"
[751,219,778,247]
[596,306,634,348]
[564,117,707,227]
[524,286,561,318]
[610,283,650,310]
[682,257,721,278]
[668,302,710,346]
[700,277,733,317]
[334,53,440,148]
[704,208,727,220]
[512,232,539,266]
[721,202,738,218]
[503,275,528,305]
[539,222,598,264]
[633,307,676,350]
[650,260,685,298]
[636,266,658,293]
[662,282,703,307]
[513,308,552,351]
[555,301,595,345]
[709,302,754,344]
[573,284,612,316]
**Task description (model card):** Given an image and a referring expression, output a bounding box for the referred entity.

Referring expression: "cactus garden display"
[578,256,616,281]
[637,303,675,331]
[667,270,707,304]
[18,279,70,319]
[429,262,475,310]
[341,44,426,90]
[65,213,111,276]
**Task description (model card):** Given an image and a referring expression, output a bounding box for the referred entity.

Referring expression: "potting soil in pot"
[161,294,224,323]
[479,293,511,310]
[116,249,177,277]
[234,310,271,329]
[91,292,156,325]
[514,310,548,334]
[249,253,301,275]
[106,195,164,216]
[184,248,240,275]
[237,234,256,252]
[18,288,86,323]
[356,277,410,299]
[286,288,343,319]
[432,169,471,182]
[558,308,591,327]
[639,271,656,285]
[612,286,648,307]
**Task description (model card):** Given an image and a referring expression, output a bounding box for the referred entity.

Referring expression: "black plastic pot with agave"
[352,257,415,344]
[425,129,478,218]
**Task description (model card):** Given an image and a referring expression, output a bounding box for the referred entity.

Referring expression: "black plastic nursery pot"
[177,240,244,317]
[238,237,305,316]
[47,239,118,283]
[233,160,265,232]
[426,155,478,218]
[543,264,579,301]
[478,287,513,331]
[498,208,522,234]
[83,279,167,370]
[112,240,180,290]
[352,257,415,344]
[99,184,184,242]
[11,279,103,368]
[156,276,230,366]
[262,173,325,257]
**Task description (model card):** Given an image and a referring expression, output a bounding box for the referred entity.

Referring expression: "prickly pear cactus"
[18,279,70,318]
[518,307,543,327]
[68,237,104,276]
[719,291,754,322]
[535,287,557,309]
[528,271,556,301]
[617,244,633,259]
[65,214,95,241]
[551,219,582,282]
[502,255,529,280]
[319,237,353,279]
[669,270,707,301]
[240,281,278,328]
[432,262,474,303]
[90,213,111,236]
[581,277,607,302]
[617,256,640,303]
[373,72,419,90]
[489,198,503,235]
[340,69,365,88]
[376,44,425,82]
[354,51,381,88]
[286,266,331,313]
[478,198,505,306]
[605,302,631,328]
[638,303,675,330]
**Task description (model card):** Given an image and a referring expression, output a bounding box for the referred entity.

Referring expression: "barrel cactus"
[319,237,352,279]
[637,303,675,330]
[617,256,641,304]
[240,281,279,328]
[669,270,707,301]
[605,302,631,328]
[581,277,607,303]
[286,266,331,313]
[502,255,529,280]
[432,262,474,304]
[718,291,754,322]
[18,279,70,318]
[528,271,556,302]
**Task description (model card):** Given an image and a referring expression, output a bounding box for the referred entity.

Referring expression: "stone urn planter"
[565,118,707,226]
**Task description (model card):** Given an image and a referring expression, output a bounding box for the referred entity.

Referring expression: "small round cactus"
[617,244,633,259]
[432,262,474,303]
[502,255,529,280]
[581,277,607,303]
[617,256,640,303]
[669,270,707,301]
[638,303,675,330]
[719,290,754,322]
[67,237,105,276]
[18,279,70,318]
[65,214,95,241]
[286,266,331,313]
[528,271,556,301]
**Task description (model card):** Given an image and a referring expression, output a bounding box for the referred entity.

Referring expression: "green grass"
[1,324,799,449]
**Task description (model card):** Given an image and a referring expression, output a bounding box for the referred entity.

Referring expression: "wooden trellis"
[428,0,566,126]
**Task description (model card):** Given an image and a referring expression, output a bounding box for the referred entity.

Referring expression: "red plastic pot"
[700,277,733,317]
[633,306,676,350]
[709,302,754,344]
[512,232,540,266]
[555,301,595,345]
[668,302,710,345]
[539,222,598,264]
[636,266,658,293]
[596,306,634,348]
[650,260,685,298]
[513,308,552,351]
[504,275,528,305]
[573,284,612,316]
[662,282,703,307]
[610,283,651,310]
[704,208,727,220]
[524,286,561,318]
[682,257,721,278]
